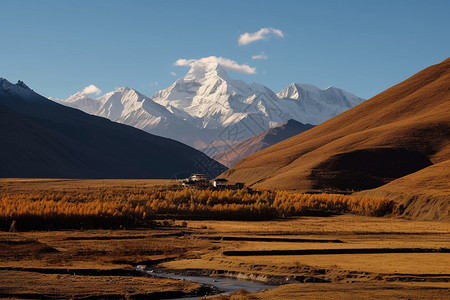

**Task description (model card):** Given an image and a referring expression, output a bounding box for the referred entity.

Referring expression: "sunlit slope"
[221,58,450,192]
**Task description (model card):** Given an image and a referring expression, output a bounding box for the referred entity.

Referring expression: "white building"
[213,178,228,187]
[191,174,207,181]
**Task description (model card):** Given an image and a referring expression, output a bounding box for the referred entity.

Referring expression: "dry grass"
[1,214,448,298]
[356,159,450,221]
[248,282,450,300]
[185,214,450,235]
[0,227,211,298]
[0,270,200,298]
[0,178,176,192]
[159,214,449,291]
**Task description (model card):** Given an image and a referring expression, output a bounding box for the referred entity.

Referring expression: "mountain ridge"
[0,78,226,179]
[55,63,365,152]
[214,119,314,167]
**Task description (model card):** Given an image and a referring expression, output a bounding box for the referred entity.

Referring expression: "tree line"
[0,188,394,230]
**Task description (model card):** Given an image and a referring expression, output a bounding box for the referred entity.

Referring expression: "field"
[0,179,449,299]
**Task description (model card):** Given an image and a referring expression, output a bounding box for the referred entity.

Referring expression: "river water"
[136,267,278,299]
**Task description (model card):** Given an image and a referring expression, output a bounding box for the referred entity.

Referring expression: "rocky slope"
[214,119,314,167]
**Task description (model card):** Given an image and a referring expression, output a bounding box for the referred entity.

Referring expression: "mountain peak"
[0,77,37,99]
[277,82,364,108]
[66,91,95,102]
[115,86,132,93]
[0,77,11,88]
[16,80,32,91]
[0,78,32,91]
[282,119,302,127]
[185,62,230,81]
[113,86,146,98]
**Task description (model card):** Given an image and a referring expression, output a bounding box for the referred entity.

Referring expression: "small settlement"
[182,173,245,190]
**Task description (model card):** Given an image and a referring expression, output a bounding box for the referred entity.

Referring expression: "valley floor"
[1,214,449,299]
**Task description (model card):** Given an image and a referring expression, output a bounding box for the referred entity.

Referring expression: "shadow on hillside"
[309,148,432,192]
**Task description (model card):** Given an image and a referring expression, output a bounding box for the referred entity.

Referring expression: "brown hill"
[214,120,314,168]
[221,58,450,197]
[356,159,450,221]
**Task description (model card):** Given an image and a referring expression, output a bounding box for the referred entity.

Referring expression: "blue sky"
[1,0,449,100]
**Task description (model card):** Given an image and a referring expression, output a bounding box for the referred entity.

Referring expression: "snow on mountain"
[94,87,176,129]
[63,92,100,114]
[53,63,365,155]
[277,83,365,122]
[151,62,292,144]
[57,86,216,147]
[58,87,179,129]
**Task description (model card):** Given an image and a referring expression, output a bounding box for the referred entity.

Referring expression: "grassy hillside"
[221,58,450,190]
[356,159,450,221]
[220,58,450,220]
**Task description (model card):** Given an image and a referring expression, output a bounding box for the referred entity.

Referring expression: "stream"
[136,266,278,299]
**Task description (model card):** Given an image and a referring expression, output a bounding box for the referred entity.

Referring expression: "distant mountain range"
[214,119,314,167]
[0,78,225,179]
[221,58,450,220]
[55,62,364,154]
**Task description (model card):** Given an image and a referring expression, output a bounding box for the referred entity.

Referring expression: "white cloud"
[150,81,158,86]
[252,53,268,60]
[238,27,284,45]
[82,84,102,96]
[170,72,177,76]
[174,56,256,74]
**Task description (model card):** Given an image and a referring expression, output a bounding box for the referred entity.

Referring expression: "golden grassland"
[1,215,449,299]
[0,178,394,230]
[227,282,450,300]
[0,226,209,298]
[0,179,448,298]
[161,215,450,276]
[0,270,201,299]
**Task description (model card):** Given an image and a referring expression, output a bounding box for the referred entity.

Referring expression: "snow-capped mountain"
[57,86,218,147]
[277,83,365,121]
[151,62,288,128]
[63,92,100,114]
[151,62,364,151]
[95,87,177,129]
[55,62,365,154]
[151,62,295,148]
